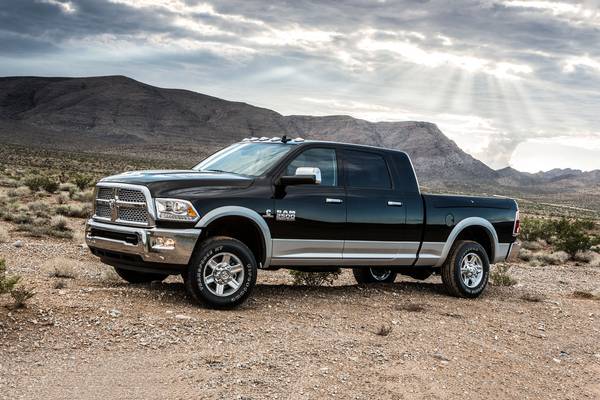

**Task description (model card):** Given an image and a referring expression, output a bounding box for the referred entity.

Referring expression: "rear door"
[342,148,418,265]
[268,146,346,265]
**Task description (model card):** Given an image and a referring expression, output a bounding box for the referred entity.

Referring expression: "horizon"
[1,1,599,172]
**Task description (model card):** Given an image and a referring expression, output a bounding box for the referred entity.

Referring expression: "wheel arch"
[435,217,499,267]
[195,206,272,269]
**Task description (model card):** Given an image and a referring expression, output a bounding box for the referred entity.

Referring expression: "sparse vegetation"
[24,175,59,193]
[73,174,94,190]
[44,257,79,279]
[375,324,393,336]
[0,258,35,309]
[490,264,517,286]
[289,269,341,286]
[0,225,9,243]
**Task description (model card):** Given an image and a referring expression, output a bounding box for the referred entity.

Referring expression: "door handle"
[387,201,403,207]
[326,198,343,204]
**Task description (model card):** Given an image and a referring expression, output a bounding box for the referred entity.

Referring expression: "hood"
[99,170,254,197]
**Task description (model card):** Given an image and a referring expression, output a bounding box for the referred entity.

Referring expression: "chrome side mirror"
[295,167,321,184]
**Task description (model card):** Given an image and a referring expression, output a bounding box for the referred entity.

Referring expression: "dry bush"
[10,286,35,309]
[0,177,20,188]
[55,204,92,218]
[7,186,31,198]
[518,248,534,262]
[536,250,570,265]
[289,269,341,286]
[59,182,77,193]
[71,189,94,202]
[490,264,517,286]
[50,215,69,231]
[57,193,70,204]
[375,324,393,336]
[522,239,546,251]
[588,253,600,268]
[521,292,545,302]
[572,291,598,300]
[28,201,51,218]
[43,257,79,279]
[0,225,9,243]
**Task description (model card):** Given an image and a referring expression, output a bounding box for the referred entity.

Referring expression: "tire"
[441,240,489,298]
[113,267,169,284]
[403,269,433,281]
[352,267,397,284]
[185,236,257,309]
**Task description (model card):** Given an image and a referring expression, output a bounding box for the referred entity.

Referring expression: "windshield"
[193,142,295,176]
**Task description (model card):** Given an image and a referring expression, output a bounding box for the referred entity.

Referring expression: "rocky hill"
[0,75,597,193]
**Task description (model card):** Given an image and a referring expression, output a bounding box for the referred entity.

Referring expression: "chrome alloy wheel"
[369,268,392,281]
[460,252,483,288]
[202,252,245,297]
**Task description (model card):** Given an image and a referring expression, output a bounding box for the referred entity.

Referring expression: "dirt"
[1,222,599,399]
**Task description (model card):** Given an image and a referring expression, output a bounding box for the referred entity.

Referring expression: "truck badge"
[276,209,296,222]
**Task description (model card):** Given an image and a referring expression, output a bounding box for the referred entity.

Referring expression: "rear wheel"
[352,268,397,284]
[441,240,489,298]
[185,236,257,309]
[113,267,169,284]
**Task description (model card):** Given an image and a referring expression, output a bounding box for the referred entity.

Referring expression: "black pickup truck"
[86,137,520,308]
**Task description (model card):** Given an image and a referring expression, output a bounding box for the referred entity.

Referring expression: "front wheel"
[185,236,257,309]
[441,240,489,298]
[352,268,397,284]
[113,267,169,284]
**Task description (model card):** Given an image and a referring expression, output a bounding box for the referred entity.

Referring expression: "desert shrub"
[0,226,9,243]
[375,324,393,336]
[289,269,341,286]
[0,258,20,294]
[0,177,19,188]
[71,189,94,202]
[24,175,59,193]
[44,257,79,279]
[536,250,570,265]
[72,174,94,190]
[520,217,554,242]
[59,182,77,192]
[7,186,31,198]
[55,203,92,218]
[518,248,534,262]
[490,264,517,286]
[28,201,51,218]
[57,193,70,204]
[522,239,546,251]
[10,286,35,308]
[51,215,70,231]
[552,218,596,258]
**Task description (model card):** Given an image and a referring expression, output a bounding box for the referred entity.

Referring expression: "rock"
[108,309,122,318]
[175,314,192,320]
[13,240,23,248]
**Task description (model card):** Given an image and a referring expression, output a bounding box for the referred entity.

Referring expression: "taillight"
[513,210,520,236]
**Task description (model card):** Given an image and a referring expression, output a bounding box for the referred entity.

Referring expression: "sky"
[1,0,600,172]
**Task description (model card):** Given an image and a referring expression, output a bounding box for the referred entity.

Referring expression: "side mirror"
[278,167,322,186]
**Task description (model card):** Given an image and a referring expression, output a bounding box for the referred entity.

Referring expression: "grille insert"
[94,185,150,226]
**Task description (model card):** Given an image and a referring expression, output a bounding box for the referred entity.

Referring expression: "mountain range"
[0,75,598,196]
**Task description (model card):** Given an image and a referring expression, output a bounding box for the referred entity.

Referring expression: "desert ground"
[1,217,599,400]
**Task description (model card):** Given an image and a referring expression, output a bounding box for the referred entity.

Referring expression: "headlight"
[155,198,199,222]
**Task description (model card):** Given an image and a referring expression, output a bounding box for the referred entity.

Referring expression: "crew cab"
[86,137,521,308]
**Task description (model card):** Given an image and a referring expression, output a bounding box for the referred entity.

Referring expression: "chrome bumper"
[85,219,201,265]
[506,241,521,263]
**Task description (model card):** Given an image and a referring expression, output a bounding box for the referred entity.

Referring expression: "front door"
[342,148,418,265]
[268,147,346,266]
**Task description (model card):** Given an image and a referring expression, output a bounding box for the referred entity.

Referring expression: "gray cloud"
[0,0,599,171]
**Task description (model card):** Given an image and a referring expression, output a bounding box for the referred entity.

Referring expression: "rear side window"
[344,150,391,189]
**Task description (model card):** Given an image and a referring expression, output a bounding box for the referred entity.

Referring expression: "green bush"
[520,217,554,242]
[490,264,517,286]
[0,259,35,309]
[289,269,341,286]
[72,174,94,190]
[24,175,59,193]
[553,218,595,258]
[0,258,20,294]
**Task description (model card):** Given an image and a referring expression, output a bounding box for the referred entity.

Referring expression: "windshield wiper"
[203,169,231,174]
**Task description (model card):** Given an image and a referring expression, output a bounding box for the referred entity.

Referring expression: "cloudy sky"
[1,0,600,172]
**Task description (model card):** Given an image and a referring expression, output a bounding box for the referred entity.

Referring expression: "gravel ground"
[1,222,599,400]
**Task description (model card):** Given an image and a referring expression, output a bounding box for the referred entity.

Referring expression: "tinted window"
[285,148,338,186]
[345,150,391,189]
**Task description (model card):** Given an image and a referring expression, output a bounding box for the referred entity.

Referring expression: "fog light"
[152,236,176,250]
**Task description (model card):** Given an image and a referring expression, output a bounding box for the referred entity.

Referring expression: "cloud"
[0,0,599,171]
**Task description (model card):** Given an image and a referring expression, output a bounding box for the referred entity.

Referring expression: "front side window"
[193,143,294,177]
[344,150,391,189]
[285,148,338,186]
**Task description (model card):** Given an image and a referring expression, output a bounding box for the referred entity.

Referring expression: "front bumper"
[85,218,201,265]
[506,241,521,263]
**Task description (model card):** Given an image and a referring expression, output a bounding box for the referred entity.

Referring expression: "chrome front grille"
[93,185,152,226]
